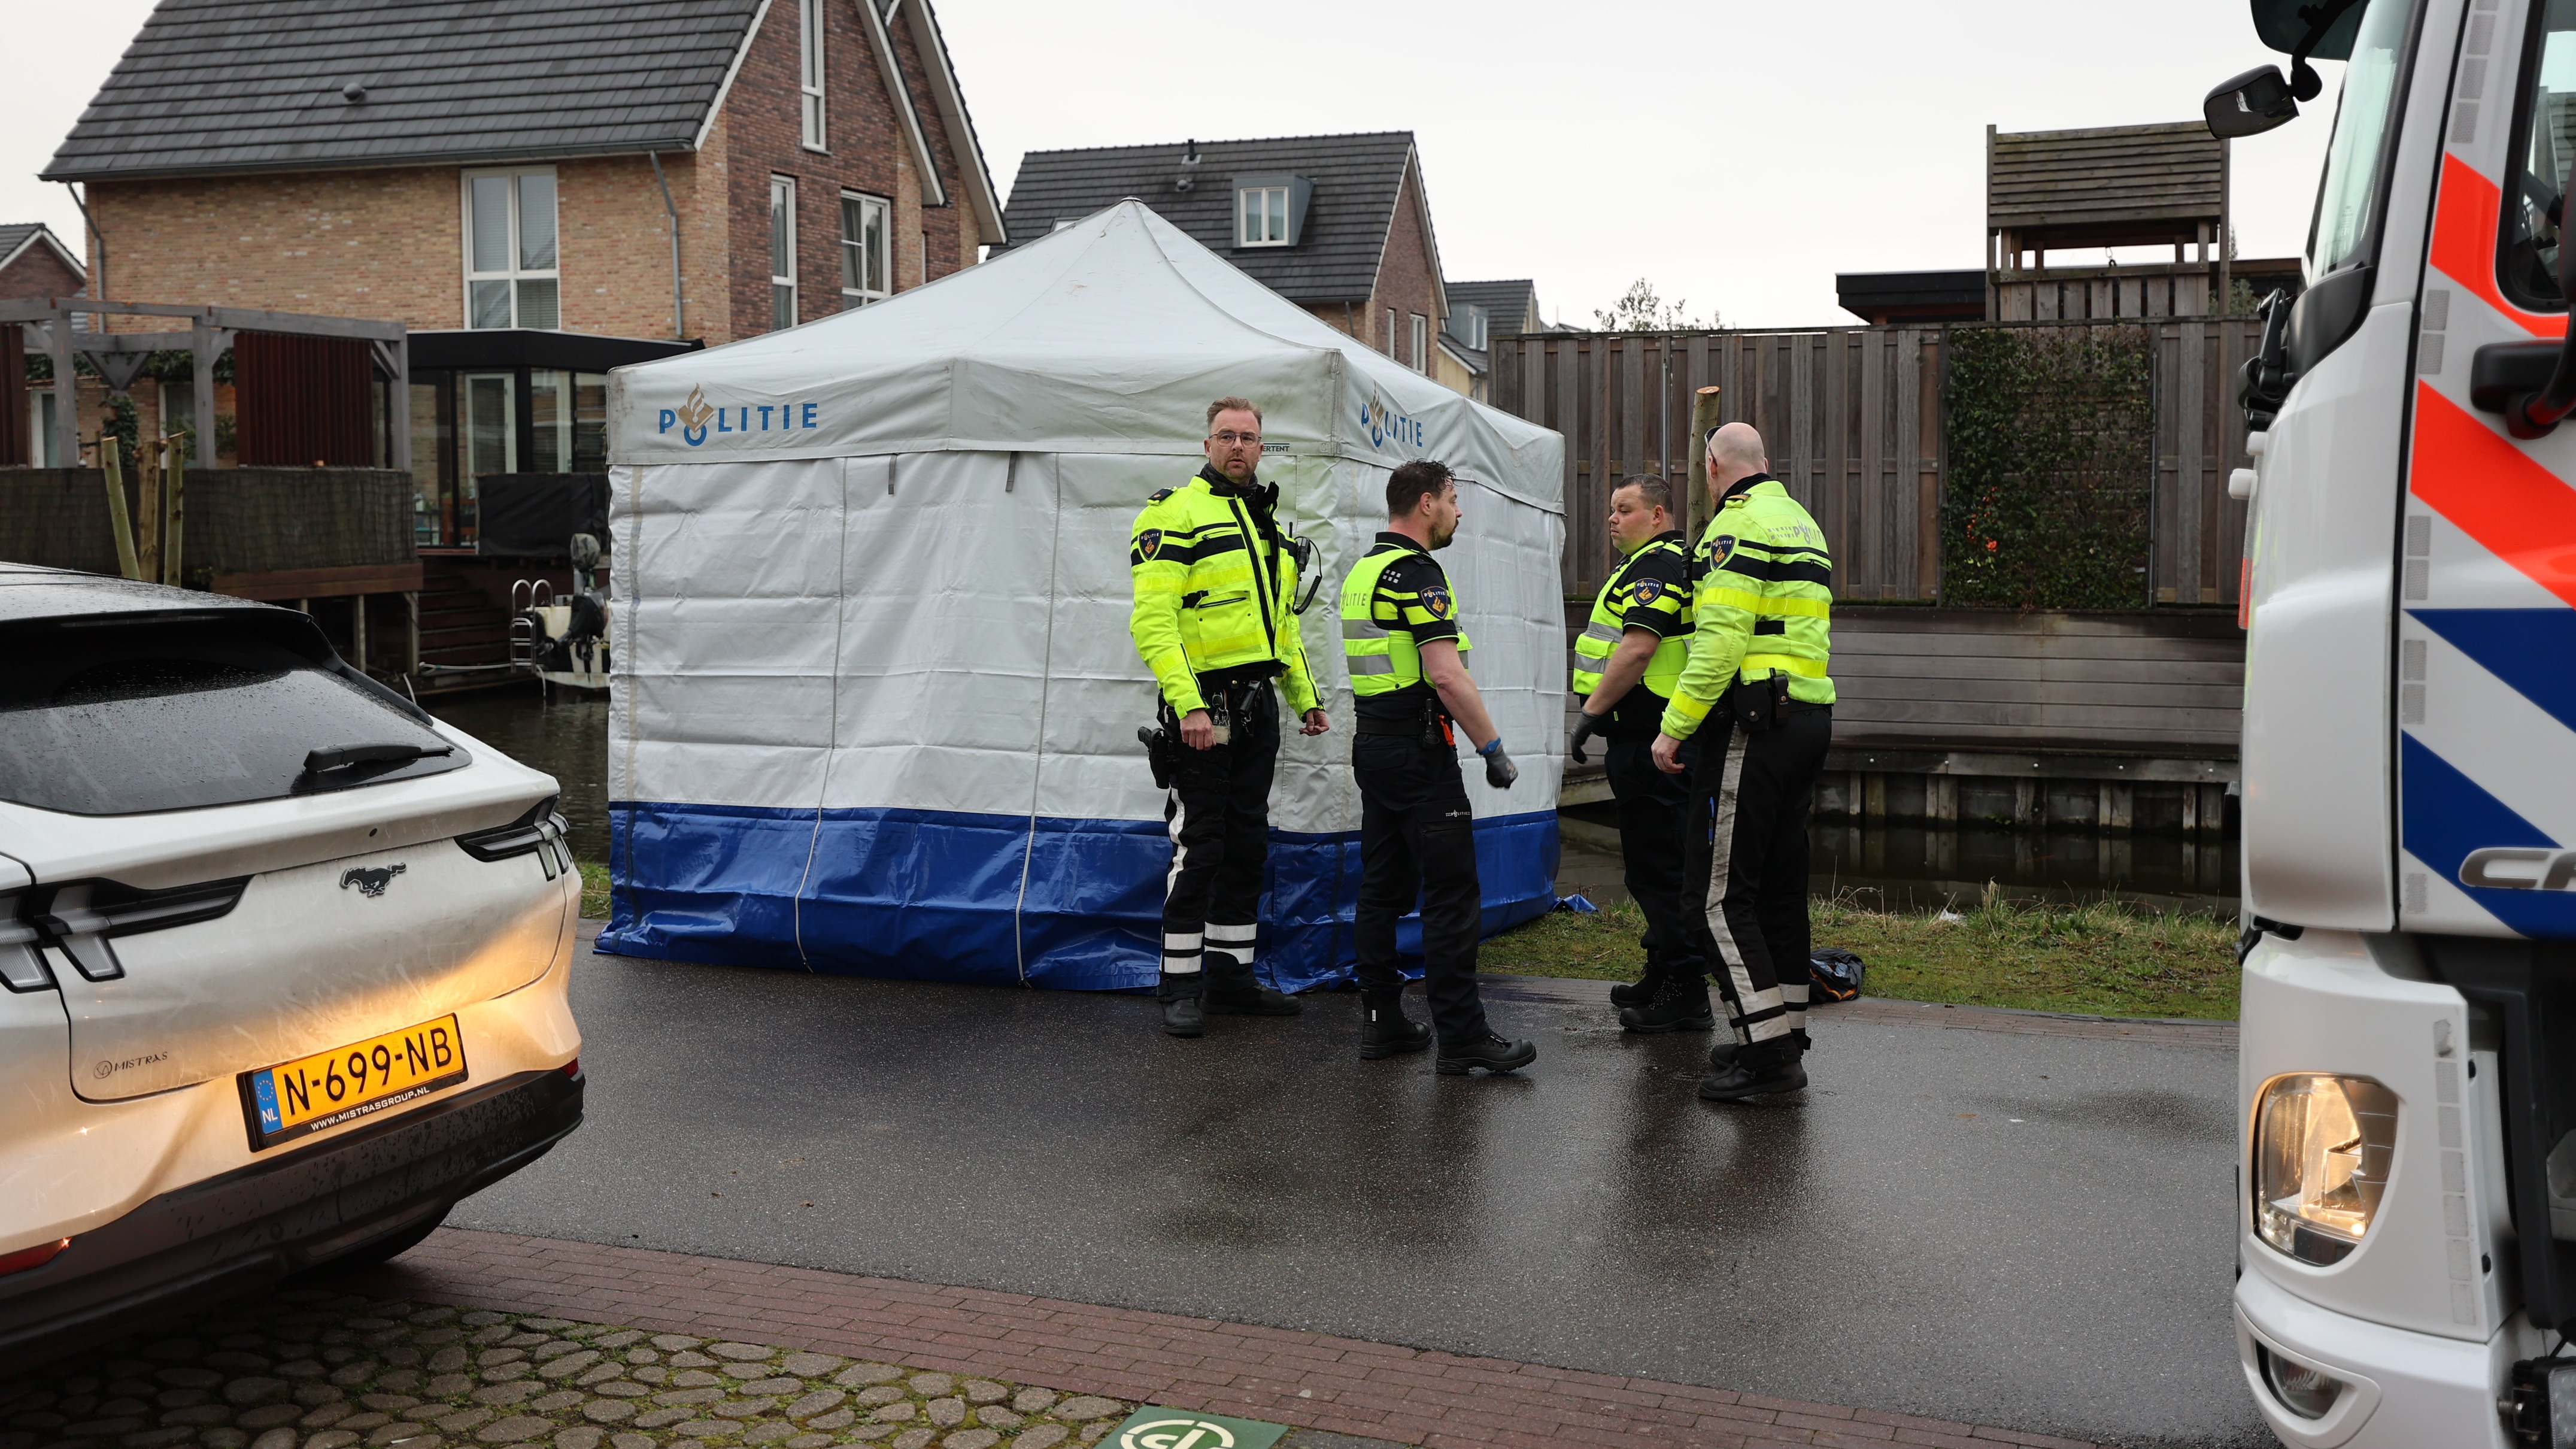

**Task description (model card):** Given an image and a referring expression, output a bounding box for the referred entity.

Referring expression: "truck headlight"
[2253,1074,2399,1265]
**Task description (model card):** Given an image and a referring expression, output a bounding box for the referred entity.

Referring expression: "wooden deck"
[1559,605,2242,834]
[1826,605,2241,756]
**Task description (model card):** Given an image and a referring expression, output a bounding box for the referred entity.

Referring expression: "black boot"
[1608,959,1664,1010]
[1698,1037,1807,1100]
[1618,975,1715,1033]
[1203,951,1301,1016]
[1358,991,1432,1059]
[1707,1029,1746,1072]
[1159,971,1204,1038]
[1436,1034,1538,1075]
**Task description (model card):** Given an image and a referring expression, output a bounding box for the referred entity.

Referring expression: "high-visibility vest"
[1571,535,1691,699]
[1127,474,1318,715]
[1339,541,1470,696]
[1659,477,1837,739]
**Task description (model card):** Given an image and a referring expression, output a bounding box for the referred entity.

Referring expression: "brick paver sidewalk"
[337,1230,2096,1449]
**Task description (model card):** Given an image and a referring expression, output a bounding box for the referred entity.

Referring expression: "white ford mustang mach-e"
[0,565,583,1355]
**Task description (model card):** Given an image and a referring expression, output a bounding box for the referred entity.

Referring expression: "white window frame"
[461,168,561,331]
[840,191,890,307]
[771,176,799,331]
[1410,313,1428,372]
[1384,307,1397,357]
[799,0,826,150]
[1238,185,1291,247]
[30,392,59,466]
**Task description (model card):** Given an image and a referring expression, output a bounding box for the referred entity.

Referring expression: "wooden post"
[135,430,163,584]
[353,596,369,674]
[160,432,186,587]
[406,591,420,675]
[1685,384,1724,539]
[99,434,140,581]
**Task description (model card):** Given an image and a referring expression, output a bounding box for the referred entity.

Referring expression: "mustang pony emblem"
[340,864,406,898]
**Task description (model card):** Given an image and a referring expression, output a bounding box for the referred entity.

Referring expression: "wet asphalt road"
[457,935,2262,1449]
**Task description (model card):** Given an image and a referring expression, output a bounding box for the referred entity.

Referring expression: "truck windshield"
[2308,0,2422,278]
[2505,0,2576,308]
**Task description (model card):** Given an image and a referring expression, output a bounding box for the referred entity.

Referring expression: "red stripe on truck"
[2411,382,2576,608]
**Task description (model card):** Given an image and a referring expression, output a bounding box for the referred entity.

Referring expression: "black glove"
[1479,738,1518,790]
[1568,711,1603,765]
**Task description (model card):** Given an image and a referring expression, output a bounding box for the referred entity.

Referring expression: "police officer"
[1129,396,1330,1038]
[1340,459,1539,1075]
[1567,475,1703,1021]
[1639,423,1835,1100]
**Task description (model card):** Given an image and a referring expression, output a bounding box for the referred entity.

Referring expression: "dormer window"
[1233,175,1313,248]
[1448,304,1488,351]
[1240,186,1289,245]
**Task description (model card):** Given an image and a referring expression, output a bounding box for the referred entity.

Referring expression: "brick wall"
[71,14,984,350]
[0,240,84,301]
[720,0,981,338]
[83,159,696,341]
[87,168,462,328]
[1367,158,1442,374]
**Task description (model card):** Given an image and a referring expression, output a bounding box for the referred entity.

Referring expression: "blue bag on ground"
[1809,947,1865,1002]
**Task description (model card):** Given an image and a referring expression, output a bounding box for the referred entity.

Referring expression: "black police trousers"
[1681,704,1831,1046]
[1159,681,1279,981]
[1352,733,1495,1050]
[1604,733,1703,977]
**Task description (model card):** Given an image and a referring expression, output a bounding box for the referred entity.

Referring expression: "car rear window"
[0,618,467,815]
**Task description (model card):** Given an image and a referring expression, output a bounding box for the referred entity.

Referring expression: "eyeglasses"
[1211,431,1263,447]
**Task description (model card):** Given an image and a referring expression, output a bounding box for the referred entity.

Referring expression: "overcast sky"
[4,0,2340,329]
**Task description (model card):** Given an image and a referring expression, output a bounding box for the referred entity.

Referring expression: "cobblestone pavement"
[0,1290,1137,1449]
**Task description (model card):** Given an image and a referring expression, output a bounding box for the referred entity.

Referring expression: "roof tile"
[998,131,1416,304]
[44,0,761,180]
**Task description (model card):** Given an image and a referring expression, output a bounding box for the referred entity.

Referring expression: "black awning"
[409,330,700,373]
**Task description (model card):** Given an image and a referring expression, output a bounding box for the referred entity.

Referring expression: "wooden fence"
[1488,319,2260,609]
[0,467,414,578]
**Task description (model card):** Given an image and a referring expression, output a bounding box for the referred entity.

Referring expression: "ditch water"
[429,689,613,863]
[429,689,2241,916]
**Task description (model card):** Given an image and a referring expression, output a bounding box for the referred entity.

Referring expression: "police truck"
[2215,0,2576,1441]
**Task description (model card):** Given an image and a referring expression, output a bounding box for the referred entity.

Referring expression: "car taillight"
[0,1238,69,1276]
[0,878,247,992]
[457,797,572,880]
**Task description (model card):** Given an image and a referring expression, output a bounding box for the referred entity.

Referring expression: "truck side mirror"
[2499,153,2576,438]
[2205,66,2300,139]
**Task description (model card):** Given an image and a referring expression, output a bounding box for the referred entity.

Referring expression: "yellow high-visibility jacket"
[1128,470,1319,716]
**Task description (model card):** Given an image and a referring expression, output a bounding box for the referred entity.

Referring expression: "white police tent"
[597,199,1567,992]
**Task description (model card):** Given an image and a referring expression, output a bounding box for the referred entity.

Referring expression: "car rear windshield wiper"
[303,742,455,774]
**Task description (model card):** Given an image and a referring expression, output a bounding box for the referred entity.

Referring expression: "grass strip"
[579,860,610,920]
[1480,892,2242,1021]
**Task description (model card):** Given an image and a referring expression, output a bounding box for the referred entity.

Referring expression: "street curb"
[1480,972,2237,1046]
[332,1230,2105,1449]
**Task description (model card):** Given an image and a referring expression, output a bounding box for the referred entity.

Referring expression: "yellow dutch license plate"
[239,1015,468,1150]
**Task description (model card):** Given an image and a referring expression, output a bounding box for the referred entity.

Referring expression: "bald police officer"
[1639,423,1836,1100]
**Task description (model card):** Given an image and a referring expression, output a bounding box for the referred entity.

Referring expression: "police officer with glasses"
[1567,475,1703,1022]
[1128,397,1330,1038]
[1339,459,1538,1076]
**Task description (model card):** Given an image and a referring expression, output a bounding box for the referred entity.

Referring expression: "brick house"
[0,224,86,305]
[997,133,1461,393]
[2,225,89,464]
[1436,279,1549,404]
[41,0,1006,544]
